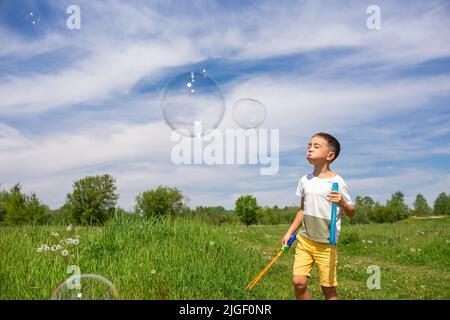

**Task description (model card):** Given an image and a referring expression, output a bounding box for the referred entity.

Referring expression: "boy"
[281,132,355,300]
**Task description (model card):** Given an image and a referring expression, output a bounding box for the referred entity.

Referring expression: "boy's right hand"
[281,233,292,247]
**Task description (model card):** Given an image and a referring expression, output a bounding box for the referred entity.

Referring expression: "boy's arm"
[282,198,304,246]
[340,199,356,218]
[328,191,356,218]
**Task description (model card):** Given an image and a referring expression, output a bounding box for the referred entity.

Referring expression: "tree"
[3,184,27,225]
[48,203,74,225]
[385,191,409,222]
[235,195,260,226]
[447,193,450,216]
[66,174,119,225]
[1,184,48,226]
[0,188,7,224]
[135,186,185,218]
[351,196,374,224]
[27,193,49,226]
[412,193,431,216]
[367,202,386,223]
[433,192,448,215]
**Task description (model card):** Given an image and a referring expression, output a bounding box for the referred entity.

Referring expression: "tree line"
[0,174,449,227]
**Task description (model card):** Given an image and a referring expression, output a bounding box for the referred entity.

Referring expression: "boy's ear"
[327,151,336,162]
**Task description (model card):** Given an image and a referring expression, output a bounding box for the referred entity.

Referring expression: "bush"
[351,196,373,224]
[235,195,260,226]
[191,206,237,224]
[135,186,186,218]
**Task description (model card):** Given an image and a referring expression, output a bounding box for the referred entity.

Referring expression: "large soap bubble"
[51,274,119,300]
[161,70,225,137]
[232,98,266,129]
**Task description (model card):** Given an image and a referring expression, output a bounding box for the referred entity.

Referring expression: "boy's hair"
[312,132,341,163]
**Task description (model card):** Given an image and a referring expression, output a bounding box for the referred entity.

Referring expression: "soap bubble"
[51,274,119,300]
[232,98,266,129]
[25,11,40,26]
[161,70,225,137]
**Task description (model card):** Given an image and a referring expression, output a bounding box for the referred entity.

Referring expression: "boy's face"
[306,136,335,164]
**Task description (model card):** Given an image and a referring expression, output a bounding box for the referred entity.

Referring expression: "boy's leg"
[293,275,310,300]
[292,236,314,300]
[314,243,338,300]
[321,286,338,300]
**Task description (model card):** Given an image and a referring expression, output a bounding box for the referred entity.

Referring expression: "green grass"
[1,215,449,300]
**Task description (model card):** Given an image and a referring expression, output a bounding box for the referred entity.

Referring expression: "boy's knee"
[292,276,308,288]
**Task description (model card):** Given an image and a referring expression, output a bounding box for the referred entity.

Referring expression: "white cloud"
[1,0,449,211]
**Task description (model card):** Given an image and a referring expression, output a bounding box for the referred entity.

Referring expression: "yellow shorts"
[293,234,338,287]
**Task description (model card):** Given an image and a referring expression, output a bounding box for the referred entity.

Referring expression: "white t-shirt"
[295,173,353,244]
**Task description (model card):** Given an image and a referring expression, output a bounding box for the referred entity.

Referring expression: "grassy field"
[1,215,449,300]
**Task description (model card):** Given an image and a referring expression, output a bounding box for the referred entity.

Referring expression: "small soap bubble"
[25,11,40,26]
[232,98,266,129]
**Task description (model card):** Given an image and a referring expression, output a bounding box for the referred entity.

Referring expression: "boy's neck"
[313,162,335,178]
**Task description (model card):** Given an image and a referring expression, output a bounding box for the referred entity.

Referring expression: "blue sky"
[0,0,449,210]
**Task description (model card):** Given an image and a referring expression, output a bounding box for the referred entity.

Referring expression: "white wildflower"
[65,238,73,244]
[209,241,215,246]
[61,250,69,257]
[43,245,50,251]
[51,245,57,252]
[410,247,416,253]
[67,225,73,232]
[56,245,62,250]
[151,269,157,275]
[367,240,373,244]
[72,239,79,245]
[37,247,43,253]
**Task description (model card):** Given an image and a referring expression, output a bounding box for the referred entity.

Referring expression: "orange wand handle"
[246,233,298,290]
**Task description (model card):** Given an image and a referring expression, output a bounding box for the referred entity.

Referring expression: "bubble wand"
[329,182,339,246]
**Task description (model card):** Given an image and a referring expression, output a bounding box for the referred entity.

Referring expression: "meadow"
[1,215,449,300]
